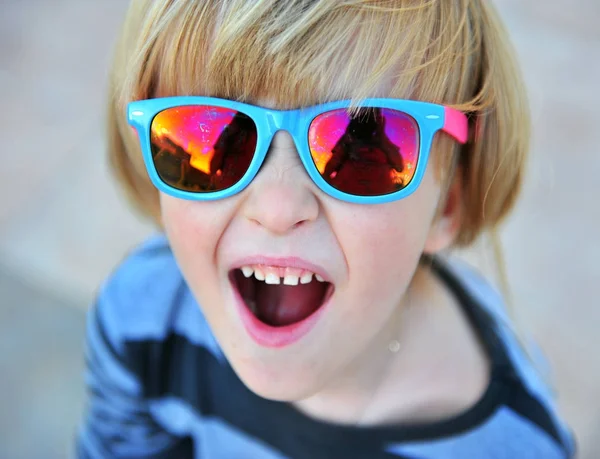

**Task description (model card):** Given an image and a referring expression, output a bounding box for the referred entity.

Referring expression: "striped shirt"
[76,235,576,458]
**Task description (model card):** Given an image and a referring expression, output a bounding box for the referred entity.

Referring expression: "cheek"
[160,195,216,259]
[159,194,234,293]
[341,207,424,299]
[331,174,441,304]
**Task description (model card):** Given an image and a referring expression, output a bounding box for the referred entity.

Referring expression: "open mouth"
[230,265,334,327]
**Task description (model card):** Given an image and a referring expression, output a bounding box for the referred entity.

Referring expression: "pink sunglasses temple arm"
[443,107,469,144]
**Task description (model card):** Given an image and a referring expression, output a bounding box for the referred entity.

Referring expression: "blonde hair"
[107,0,530,250]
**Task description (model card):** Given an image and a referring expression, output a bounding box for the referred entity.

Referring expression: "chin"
[228,354,323,402]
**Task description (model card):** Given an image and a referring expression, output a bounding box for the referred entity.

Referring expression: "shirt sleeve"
[76,294,193,458]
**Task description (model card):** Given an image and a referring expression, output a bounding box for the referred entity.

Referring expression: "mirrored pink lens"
[150,105,257,192]
[308,108,419,196]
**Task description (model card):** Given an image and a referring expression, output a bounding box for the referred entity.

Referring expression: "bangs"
[120,0,486,112]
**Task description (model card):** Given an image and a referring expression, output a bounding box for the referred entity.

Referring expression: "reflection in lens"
[150,105,257,193]
[309,108,419,196]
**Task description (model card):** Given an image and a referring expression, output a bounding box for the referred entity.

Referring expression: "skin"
[160,125,490,426]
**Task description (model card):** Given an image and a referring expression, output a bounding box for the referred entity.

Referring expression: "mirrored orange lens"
[150,105,257,193]
[308,108,419,196]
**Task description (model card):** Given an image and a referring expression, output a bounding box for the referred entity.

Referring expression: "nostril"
[245,200,317,235]
[247,217,307,231]
[292,219,308,230]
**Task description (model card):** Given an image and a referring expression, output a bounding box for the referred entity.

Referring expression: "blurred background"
[0,0,598,458]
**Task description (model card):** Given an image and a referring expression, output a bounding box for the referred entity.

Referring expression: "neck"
[291,262,491,427]
[291,266,423,425]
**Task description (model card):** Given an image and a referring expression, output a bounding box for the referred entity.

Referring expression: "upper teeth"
[239,265,326,285]
[265,273,280,285]
[241,266,254,278]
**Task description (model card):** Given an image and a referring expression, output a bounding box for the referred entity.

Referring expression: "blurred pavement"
[0,1,598,458]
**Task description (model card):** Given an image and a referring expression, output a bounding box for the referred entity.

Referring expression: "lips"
[228,258,334,347]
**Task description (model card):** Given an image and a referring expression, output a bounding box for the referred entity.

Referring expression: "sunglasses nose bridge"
[265,109,300,136]
[265,110,283,131]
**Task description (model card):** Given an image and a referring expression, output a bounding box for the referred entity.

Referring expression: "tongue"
[255,281,326,327]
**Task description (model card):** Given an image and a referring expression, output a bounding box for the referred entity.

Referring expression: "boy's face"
[160,128,456,401]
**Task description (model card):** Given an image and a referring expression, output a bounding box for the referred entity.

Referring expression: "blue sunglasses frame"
[127,96,468,205]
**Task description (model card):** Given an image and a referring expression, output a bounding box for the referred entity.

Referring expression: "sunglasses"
[127,97,468,204]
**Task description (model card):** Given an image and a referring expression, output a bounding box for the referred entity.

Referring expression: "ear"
[423,168,464,254]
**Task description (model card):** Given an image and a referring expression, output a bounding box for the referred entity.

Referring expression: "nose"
[241,131,320,235]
